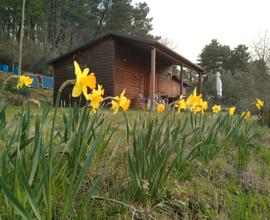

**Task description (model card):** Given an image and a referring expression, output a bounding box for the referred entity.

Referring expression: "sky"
[133,0,270,63]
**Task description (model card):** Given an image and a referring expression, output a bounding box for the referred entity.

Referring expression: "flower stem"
[1,75,18,92]
[23,98,41,108]
[58,79,76,93]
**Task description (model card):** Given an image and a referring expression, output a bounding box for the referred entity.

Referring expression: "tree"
[198,39,231,73]
[0,0,155,71]
[252,30,270,67]
[199,40,250,73]
[229,44,250,72]
[104,0,133,33]
[130,2,153,37]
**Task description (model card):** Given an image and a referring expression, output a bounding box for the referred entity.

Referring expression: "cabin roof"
[48,32,204,73]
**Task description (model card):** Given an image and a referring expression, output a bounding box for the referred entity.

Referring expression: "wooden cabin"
[48,32,204,108]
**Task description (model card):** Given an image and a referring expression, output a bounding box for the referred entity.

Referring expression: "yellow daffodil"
[256,98,264,110]
[186,88,204,112]
[202,101,208,111]
[86,84,104,112]
[242,111,251,119]
[212,105,221,113]
[111,89,131,114]
[194,105,203,113]
[17,75,33,89]
[72,61,96,99]
[228,107,236,116]
[175,99,186,113]
[156,104,165,113]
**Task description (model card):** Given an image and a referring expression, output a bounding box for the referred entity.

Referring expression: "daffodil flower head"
[186,88,204,113]
[156,104,165,113]
[242,111,251,119]
[175,99,186,113]
[17,75,33,89]
[256,98,264,110]
[212,105,221,113]
[111,100,120,114]
[194,105,203,113]
[72,61,96,99]
[228,107,236,116]
[86,84,104,112]
[111,89,131,114]
[202,101,208,111]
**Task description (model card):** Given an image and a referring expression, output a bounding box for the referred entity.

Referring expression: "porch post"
[180,63,183,95]
[150,47,156,110]
[197,72,203,95]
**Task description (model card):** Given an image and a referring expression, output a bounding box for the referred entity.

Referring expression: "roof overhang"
[48,32,204,73]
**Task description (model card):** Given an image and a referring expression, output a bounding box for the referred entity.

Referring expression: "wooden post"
[197,72,203,95]
[180,63,183,95]
[150,47,156,110]
[18,0,26,76]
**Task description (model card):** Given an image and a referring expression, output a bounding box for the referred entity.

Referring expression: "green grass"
[0,104,270,219]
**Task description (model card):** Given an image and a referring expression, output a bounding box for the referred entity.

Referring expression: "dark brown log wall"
[156,61,184,98]
[114,41,150,106]
[114,41,185,106]
[53,38,114,105]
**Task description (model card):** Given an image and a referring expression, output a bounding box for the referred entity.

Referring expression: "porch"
[113,34,204,109]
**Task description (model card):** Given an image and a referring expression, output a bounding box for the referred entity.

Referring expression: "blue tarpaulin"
[13,66,18,74]
[1,64,9,73]
[41,76,54,89]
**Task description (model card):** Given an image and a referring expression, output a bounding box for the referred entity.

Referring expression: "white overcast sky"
[133,0,270,63]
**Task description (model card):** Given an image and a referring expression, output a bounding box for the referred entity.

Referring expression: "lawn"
[0,104,270,220]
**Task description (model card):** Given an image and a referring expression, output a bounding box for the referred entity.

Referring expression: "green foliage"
[127,112,189,202]
[199,39,250,73]
[0,103,116,219]
[200,39,270,111]
[230,44,250,72]
[259,103,270,128]
[191,114,225,166]
[199,39,231,73]
[226,190,269,220]
[203,67,270,111]
[0,0,154,70]
[0,104,270,219]
[229,116,260,170]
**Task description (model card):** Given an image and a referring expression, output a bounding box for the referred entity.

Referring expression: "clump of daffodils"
[70,61,131,114]
[67,61,267,117]
[185,88,208,113]
[171,88,207,114]
[86,84,104,112]
[111,89,131,114]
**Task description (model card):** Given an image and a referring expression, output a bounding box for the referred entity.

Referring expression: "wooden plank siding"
[114,41,185,107]
[53,38,114,105]
[114,41,150,107]
[52,37,186,107]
